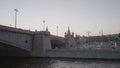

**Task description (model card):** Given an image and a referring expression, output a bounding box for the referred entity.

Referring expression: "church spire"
[67,26,71,35]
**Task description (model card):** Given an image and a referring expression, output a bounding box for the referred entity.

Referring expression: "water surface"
[0,57,120,68]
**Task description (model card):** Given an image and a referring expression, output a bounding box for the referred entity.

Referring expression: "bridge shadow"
[51,40,65,49]
[0,42,31,56]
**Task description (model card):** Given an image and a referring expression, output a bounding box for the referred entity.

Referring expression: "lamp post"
[14,9,18,28]
[43,20,45,31]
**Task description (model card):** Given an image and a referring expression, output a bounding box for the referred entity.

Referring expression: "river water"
[1,57,120,68]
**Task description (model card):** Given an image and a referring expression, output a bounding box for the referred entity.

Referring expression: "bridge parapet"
[0,25,33,34]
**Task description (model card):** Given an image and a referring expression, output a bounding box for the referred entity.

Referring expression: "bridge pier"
[32,31,51,57]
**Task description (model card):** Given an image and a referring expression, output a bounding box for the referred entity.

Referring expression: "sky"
[0,0,120,37]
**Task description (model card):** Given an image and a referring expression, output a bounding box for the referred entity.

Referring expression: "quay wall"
[45,49,120,59]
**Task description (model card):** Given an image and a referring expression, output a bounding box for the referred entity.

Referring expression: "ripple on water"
[0,58,120,68]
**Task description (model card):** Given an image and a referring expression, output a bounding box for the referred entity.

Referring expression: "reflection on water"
[0,57,120,68]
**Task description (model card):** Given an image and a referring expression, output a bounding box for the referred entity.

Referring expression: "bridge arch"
[0,41,31,56]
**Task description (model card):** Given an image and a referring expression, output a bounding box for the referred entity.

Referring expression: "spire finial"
[68,26,70,31]
[67,26,70,35]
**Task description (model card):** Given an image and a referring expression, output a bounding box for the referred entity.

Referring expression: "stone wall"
[45,49,120,59]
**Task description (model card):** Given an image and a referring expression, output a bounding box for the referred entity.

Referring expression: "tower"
[65,27,76,49]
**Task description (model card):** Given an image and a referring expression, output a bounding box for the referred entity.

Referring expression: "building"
[64,27,76,48]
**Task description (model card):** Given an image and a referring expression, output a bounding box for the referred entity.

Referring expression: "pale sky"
[0,0,120,37]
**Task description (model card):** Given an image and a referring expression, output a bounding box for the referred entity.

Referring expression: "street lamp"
[14,9,18,28]
[43,20,45,31]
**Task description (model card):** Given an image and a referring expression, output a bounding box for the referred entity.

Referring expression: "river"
[1,57,120,68]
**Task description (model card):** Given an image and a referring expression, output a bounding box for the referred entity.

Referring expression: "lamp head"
[14,9,18,12]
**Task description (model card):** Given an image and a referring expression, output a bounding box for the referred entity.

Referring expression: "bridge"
[0,25,65,56]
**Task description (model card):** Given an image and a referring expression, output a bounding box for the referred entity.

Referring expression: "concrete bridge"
[0,25,65,56]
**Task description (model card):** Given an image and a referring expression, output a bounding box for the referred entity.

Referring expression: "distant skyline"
[0,0,120,37]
